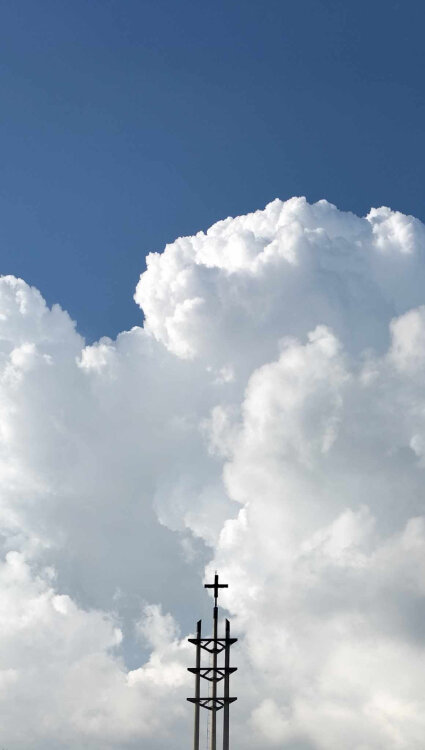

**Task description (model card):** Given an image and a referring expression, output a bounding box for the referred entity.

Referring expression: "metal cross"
[205,573,228,605]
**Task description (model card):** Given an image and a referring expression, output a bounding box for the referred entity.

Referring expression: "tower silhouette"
[187,574,237,750]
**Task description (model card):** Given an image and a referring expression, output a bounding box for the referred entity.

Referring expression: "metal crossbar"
[187,697,237,712]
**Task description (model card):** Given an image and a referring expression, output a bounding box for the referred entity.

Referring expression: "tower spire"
[187,574,237,750]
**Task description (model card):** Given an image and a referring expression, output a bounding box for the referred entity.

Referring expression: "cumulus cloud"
[1,197,425,747]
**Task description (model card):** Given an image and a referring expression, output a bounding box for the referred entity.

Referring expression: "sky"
[1,0,425,341]
[2,2,425,749]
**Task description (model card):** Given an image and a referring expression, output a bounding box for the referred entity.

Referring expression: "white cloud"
[1,198,425,747]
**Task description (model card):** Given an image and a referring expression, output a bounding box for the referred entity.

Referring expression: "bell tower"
[187,574,237,750]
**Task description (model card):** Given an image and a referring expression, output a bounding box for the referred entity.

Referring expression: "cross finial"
[204,572,228,606]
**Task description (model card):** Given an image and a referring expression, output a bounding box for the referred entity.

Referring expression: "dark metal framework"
[187,574,237,750]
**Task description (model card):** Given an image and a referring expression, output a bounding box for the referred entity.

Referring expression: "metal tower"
[187,573,237,750]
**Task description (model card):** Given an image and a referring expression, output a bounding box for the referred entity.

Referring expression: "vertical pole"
[210,605,218,750]
[222,619,230,750]
[193,620,201,750]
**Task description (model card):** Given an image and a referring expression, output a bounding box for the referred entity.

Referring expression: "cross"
[204,572,228,605]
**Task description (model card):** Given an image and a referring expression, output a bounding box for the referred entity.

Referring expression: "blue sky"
[1,0,424,341]
[4,5,425,746]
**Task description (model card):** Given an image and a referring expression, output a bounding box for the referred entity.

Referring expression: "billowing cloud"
[1,197,425,748]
